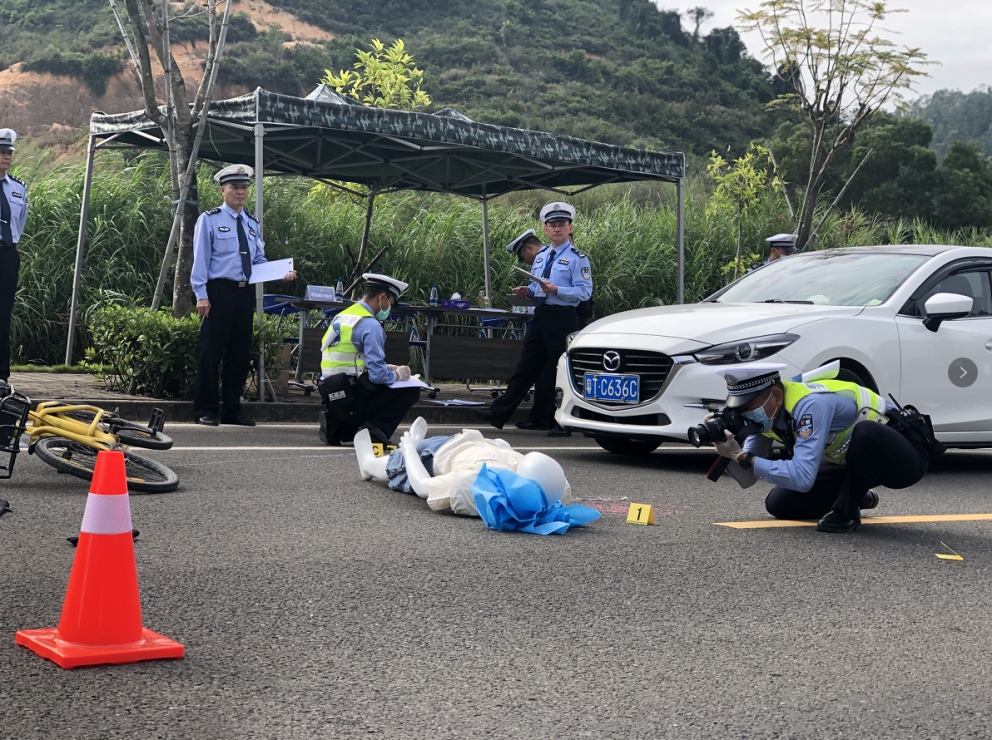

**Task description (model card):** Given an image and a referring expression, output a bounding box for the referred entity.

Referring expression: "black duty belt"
[209,278,249,288]
[535,304,577,314]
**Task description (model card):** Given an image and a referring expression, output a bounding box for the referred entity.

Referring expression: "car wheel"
[593,436,662,456]
[836,367,869,387]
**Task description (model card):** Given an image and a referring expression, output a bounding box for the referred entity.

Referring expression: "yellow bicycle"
[0,381,179,493]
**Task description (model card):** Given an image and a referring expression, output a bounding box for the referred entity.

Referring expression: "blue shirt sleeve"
[555,251,593,303]
[751,395,837,492]
[351,317,395,385]
[190,213,213,301]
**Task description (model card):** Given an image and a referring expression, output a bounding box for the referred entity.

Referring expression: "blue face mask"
[743,400,774,433]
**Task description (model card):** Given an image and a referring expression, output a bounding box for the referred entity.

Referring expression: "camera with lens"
[687,406,753,448]
[687,406,763,482]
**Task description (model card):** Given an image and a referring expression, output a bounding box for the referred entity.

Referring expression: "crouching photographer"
[693,362,941,533]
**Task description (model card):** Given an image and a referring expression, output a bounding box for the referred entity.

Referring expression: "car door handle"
[987,339,992,351]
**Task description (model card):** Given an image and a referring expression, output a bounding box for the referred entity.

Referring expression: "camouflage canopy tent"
[67,86,687,368]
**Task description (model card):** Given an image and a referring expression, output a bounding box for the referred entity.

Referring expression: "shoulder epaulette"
[243,209,257,221]
[205,207,222,215]
[571,247,587,259]
[9,175,25,186]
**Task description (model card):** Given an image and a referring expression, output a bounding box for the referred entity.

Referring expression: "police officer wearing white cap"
[477,201,592,436]
[316,272,420,446]
[765,233,798,263]
[0,129,27,381]
[504,228,545,267]
[710,362,930,533]
[190,164,297,426]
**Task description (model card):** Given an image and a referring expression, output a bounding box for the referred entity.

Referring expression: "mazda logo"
[602,350,621,371]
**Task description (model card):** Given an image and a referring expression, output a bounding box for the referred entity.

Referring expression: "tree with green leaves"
[318,39,430,296]
[707,144,773,280]
[738,0,931,249]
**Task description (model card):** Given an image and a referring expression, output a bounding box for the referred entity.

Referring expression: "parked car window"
[906,269,992,318]
[710,253,928,307]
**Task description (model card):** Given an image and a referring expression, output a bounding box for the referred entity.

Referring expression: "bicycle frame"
[27,402,120,450]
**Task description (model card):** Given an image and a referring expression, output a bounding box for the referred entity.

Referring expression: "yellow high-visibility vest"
[320,302,374,378]
[763,380,888,464]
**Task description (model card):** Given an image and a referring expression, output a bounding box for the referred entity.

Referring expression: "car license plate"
[584,373,640,403]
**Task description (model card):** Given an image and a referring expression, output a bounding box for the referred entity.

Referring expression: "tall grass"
[12,152,992,365]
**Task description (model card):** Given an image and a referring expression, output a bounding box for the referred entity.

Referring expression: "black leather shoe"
[547,424,572,437]
[221,415,256,427]
[195,413,219,426]
[816,484,861,533]
[861,490,880,510]
[319,410,338,445]
[515,420,548,431]
[473,408,504,430]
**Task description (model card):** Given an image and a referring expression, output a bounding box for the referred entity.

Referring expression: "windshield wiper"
[763,299,814,304]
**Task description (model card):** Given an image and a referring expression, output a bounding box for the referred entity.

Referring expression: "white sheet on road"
[425,429,572,516]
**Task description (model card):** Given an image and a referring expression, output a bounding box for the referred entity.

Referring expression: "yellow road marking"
[714,513,992,529]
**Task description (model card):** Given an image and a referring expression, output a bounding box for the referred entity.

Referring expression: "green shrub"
[86,305,283,400]
[23,51,123,96]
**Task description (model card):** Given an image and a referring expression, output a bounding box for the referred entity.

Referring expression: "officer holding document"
[476,202,592,436]
[190,164,297,427]
[317,273,420,446]
[710,362,938,533]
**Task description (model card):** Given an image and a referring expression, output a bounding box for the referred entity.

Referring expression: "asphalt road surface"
[2,422,992,739]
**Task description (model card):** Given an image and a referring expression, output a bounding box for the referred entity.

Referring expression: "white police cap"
[540,201,576,223]
[362,272,408,299]
[505,228,539,257]
[214,164,254,185]
[0,129,16,151]
[717,363,787,408]
[766,233,798,250]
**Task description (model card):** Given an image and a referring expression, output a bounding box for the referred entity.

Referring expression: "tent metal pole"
[254,122,269,402]
[481,186,492,306]
[65,135,96,365]
[676,178,685,305]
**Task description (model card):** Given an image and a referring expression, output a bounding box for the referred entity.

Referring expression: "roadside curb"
[31,399,532,426]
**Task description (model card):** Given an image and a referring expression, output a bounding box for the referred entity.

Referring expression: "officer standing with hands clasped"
[0,129,28,381]
[317,273,420,447]
[191,164,296,427]
[476,202,592,437]
[710,362,938,532]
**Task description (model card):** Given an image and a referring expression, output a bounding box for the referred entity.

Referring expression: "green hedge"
[85,305,284,400]
[23,51,124,96]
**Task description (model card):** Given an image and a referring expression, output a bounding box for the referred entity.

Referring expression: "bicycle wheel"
[61,410,174,451]
[34,438,180,493]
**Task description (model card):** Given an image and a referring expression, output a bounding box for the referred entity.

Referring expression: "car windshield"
[708,252,929,307]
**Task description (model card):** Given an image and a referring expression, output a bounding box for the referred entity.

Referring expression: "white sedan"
[554,245,992,455]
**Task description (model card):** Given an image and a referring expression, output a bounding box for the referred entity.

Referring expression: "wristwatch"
[737,452,755,470]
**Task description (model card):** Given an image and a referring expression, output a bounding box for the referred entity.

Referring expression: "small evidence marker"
[936,541,964,561]
[626,503,654,526]
[371,443,398,458]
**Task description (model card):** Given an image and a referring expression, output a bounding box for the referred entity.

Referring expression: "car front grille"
[570,407,672,426]
[568,347,675,407]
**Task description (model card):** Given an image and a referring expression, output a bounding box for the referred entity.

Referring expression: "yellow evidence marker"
[371,443,398,458]
[626,503,654,525]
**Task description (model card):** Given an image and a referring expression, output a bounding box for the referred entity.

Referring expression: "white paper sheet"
[388,374,430,389]
[248,257,294,284]
[426,399,486,406]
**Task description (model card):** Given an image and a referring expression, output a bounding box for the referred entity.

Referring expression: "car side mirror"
[922,292,973,332]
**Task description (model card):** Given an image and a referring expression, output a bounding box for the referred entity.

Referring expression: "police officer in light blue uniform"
[712,363,930,533]
[476,201,592,436]
[190,164,296,426]
[0,129,27,381]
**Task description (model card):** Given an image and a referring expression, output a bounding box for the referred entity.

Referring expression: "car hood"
[582,302,865,344]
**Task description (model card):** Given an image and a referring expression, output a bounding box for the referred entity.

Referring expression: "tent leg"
[254,123,270,403]
[676,178,685,305]
[65,136,96,366]
[481,189,492,306]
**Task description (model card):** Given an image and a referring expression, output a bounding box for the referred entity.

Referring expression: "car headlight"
[566,331,578,348]
[693,333,799,365]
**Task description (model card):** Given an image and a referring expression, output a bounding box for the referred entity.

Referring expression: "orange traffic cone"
[16,450,184,669]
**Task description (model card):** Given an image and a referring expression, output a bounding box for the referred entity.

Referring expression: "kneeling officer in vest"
[711,362,933,533]
[317,273,420,446]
